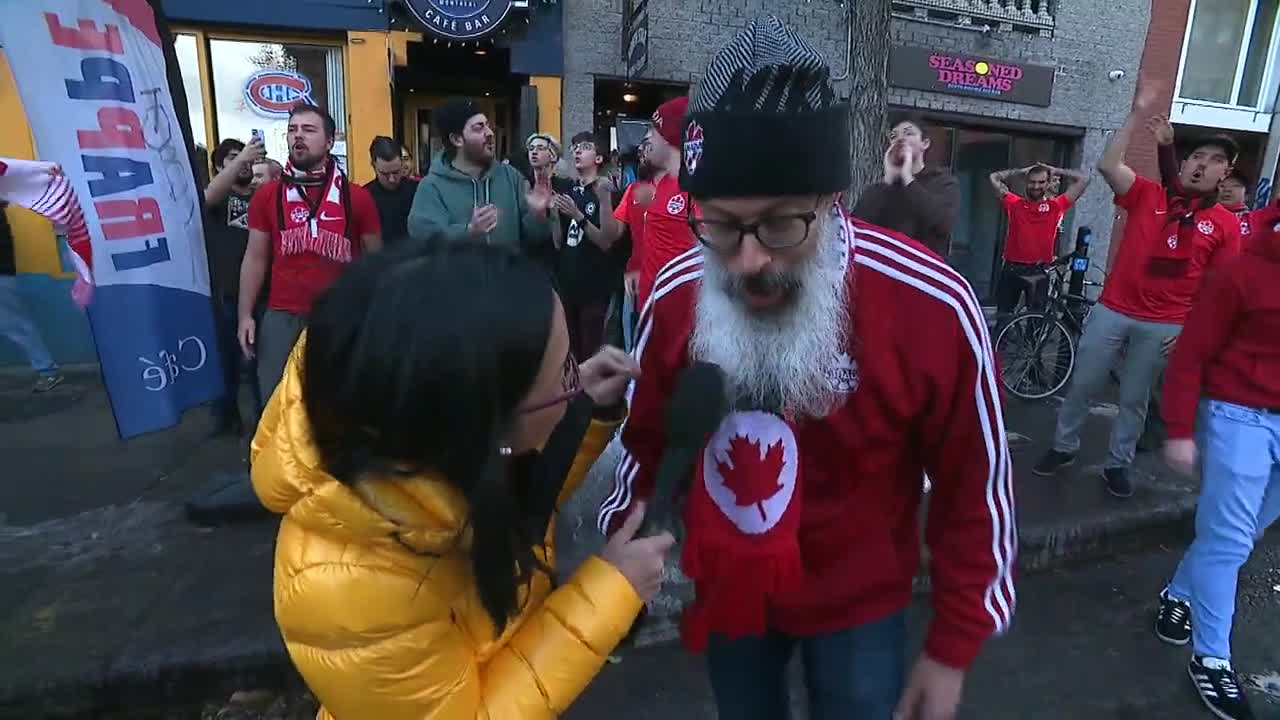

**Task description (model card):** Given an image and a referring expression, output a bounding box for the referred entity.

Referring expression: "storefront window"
[174,34,208,157]
[208,39,347,170]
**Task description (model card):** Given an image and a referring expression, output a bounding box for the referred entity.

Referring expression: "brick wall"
[1124,0,1191,182]
[1107,0,1190,267]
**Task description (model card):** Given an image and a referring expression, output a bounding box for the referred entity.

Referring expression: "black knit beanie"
[435,98,483,143]
[681,15,851,198]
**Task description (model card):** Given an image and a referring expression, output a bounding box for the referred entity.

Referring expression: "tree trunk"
[846,0,891,203]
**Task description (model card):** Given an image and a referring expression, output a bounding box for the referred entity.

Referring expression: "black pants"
[564,300,610,360]
[995,263,1050,316]
[214,297,264,426]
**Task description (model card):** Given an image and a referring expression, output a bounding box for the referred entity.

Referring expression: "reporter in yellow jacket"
[250,240,675,719]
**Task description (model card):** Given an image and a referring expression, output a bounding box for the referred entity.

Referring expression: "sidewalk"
[0,369,1202,713]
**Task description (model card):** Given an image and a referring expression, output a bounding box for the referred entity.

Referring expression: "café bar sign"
[889,46,1055,107]
[405,0,527,41]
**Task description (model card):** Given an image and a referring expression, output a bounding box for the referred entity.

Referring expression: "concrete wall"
[885,0,1151,268]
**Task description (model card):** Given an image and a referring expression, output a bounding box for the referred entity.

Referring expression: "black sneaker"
[1154,589,1191,646]
[1032,450,1076,476]
[1188,656,1255,720]
[1104,467,1133,498]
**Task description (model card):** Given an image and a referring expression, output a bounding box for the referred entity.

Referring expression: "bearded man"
[597,16,1014,720]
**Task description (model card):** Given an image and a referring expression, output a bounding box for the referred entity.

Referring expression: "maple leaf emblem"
[716,435,786,523]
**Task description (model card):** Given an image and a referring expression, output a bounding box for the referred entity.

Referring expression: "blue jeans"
[1167,400,1280,660]
[214,297,263,423]
[705,612,906,720]
[0,275,58,375]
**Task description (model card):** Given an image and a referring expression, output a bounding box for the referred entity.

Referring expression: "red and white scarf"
[278,159,352,263]
[0,158,94,307]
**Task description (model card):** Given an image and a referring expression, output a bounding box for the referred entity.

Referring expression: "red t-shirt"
[615,173,695,307]
[1100,176,1242,324]
[1001,193,1071,264]
[615,181,654,276]
[248,179,380,315]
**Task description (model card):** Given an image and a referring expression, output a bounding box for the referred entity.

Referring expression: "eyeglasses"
[517,351,585,415]
[687,205,821,252]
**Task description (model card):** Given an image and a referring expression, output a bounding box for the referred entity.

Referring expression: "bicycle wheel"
[995,312,1076,400]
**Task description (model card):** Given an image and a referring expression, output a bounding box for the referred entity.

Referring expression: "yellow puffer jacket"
[250,344,641,720]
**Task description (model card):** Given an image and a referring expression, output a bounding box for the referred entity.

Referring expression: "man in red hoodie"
[598,17,1013,719]
[1150,207,1280,720]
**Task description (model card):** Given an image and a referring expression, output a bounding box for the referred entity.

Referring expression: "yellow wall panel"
[530,76,562,143]
[345,31,395,186]
[0,51,64,277]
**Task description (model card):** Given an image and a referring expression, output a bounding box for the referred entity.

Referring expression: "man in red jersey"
[238,103,382,402]
[1034,79,1242,499]
[988,163,1090,318]
[1152,116,1280,253]
[598,16,1013,720]
[611,97,696,310]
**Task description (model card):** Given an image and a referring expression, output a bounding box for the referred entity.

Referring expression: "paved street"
[0,369,1273,719]
[94,534,1280,719]
[563,535,1280,720]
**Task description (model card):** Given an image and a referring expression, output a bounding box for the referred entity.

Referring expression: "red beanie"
[652,96,689,148]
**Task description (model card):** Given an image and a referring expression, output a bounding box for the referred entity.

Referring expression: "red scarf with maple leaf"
[680,410,805,651]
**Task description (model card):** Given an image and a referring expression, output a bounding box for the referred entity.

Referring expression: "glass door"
[949,129,1011,303]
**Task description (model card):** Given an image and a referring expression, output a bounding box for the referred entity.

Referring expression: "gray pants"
[0,276,58,375]
[257,309,307,405]
[1052,304,1181,469]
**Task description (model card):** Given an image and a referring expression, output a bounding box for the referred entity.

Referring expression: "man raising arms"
[1033,79,1242,498]
[988,163,1090,318]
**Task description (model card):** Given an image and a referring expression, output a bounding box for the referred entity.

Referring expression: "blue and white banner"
[0,0,223,439]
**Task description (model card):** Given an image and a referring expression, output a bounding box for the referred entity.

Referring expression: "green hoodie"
[407,151,551,251]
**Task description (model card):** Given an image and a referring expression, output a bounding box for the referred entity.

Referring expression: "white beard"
[690,209,850,419]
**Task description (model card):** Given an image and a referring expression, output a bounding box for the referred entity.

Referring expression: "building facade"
[563,0,1150,301]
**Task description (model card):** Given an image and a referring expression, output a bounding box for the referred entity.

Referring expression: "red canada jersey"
[599,212,1015,669]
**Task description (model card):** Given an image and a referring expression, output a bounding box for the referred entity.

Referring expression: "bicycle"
[995,256,1103,400]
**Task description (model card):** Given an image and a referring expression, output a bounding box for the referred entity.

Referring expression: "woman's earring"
[498,446,513,457]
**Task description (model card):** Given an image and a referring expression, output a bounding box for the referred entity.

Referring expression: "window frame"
[1171,0,1280,131]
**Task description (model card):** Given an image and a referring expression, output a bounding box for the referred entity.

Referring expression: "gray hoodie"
[407,152,551,251]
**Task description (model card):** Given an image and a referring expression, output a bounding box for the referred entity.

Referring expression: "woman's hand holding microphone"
[580,346,674,600]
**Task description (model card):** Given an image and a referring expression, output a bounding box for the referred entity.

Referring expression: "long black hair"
[303,238,557,631]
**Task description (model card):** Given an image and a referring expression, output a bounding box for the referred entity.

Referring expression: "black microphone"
[640,361,730,539]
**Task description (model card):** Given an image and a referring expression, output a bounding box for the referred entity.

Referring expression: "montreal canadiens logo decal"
[244,69,316,118]
[685,121,705,176]
[702,411,799,535]
[667,194,687,215]
[1197,219,1215,235]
